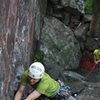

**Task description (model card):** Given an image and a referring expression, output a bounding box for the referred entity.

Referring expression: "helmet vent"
[32,65,42,72]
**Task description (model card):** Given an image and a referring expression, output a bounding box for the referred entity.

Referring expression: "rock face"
[1,0,100,100]
[39,17,81,80]
[0,0,47,99]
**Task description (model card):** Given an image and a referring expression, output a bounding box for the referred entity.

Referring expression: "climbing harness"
[56,80,77,100]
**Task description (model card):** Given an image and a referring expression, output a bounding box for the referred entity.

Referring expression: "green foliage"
[32,51,43,62]
[84,0,93,14]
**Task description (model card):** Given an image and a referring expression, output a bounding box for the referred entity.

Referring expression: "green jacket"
[20,70,59,97]
[93,49,100,60]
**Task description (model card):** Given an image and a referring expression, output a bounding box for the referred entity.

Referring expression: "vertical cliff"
[0,0,46,99]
